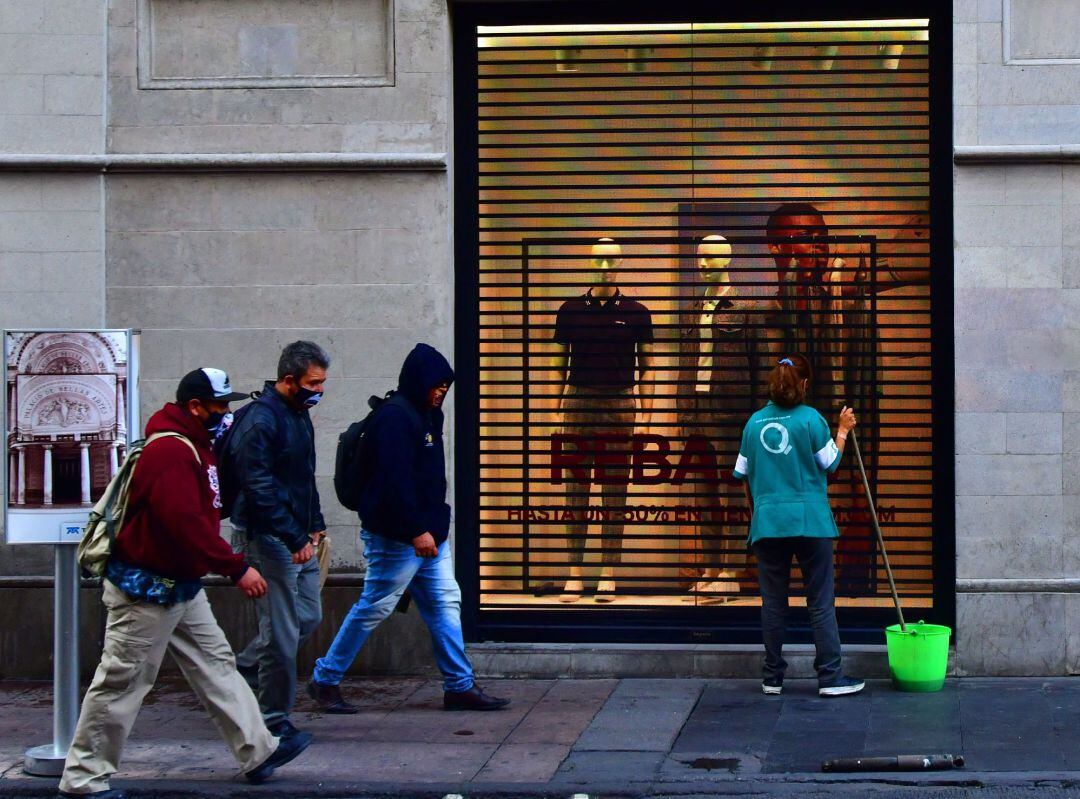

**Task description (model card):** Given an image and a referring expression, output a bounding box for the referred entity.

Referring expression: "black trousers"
[752,537,843,687]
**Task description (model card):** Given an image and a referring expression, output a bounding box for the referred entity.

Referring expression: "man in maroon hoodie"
[58,369,310,799]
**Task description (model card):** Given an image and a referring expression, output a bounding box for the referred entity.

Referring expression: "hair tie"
[778,358,794,367]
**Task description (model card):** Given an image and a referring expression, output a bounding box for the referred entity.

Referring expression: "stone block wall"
[0,0,106,577]
[1,0,450,679]
[3,0,1080,680]
[0,0,104,154]
[0,0,106,332]
[107,0,446,153]
[105,171,453,570]
[953,0,1080,675]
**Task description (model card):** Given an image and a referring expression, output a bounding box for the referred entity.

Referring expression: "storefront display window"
[454,5,951,642]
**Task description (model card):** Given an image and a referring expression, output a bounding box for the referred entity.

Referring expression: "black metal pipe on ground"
[822,754,965,772]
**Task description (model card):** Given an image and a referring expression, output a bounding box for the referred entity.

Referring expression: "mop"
[821,427,963,773]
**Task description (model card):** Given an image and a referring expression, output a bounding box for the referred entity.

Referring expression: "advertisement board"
[3,330,140,544]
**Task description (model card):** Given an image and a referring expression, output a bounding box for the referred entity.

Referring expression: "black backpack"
[334,391,421,513]
[215,391,287,520]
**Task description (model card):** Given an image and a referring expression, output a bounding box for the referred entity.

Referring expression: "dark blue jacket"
[228,381,326,553]
[359,344,454,545]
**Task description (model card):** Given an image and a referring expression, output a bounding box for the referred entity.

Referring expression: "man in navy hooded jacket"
[308,344,509,712]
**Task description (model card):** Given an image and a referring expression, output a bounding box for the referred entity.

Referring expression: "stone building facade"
[0,0,1077,677]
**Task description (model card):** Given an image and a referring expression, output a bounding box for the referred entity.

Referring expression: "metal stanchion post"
[24,544,80,777]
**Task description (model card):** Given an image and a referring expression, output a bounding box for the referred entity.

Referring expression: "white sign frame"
[3,329,141,544]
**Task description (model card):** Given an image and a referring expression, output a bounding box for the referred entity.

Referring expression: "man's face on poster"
[768,213,830,286]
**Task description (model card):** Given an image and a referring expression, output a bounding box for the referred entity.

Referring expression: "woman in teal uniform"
[732,354,862,697]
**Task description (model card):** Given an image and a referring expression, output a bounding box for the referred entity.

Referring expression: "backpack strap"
[384,392,425,439]
[145,431,201,464]
[103,432,201,556]
[253,391,289,451]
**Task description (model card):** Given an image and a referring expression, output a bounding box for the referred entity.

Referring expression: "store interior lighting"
[555,47,581,72]
[880,43,905,69]
[626,47,652,72]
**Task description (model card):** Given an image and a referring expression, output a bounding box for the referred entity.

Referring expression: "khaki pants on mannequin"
[59,581,277,794]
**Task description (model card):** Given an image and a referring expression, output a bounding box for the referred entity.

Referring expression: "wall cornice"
[0,153,447,173]
[954,145,1080,164]
[957,578,1080,593]
[9,147,1075,169]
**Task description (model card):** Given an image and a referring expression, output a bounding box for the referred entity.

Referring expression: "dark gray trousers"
[752,536,843,687]
[235,533,322,726]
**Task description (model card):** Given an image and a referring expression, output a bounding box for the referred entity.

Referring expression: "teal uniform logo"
[760,422,793,455]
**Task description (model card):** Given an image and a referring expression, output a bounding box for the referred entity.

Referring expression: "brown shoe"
[444,684,511,711]
[307,679,359,714]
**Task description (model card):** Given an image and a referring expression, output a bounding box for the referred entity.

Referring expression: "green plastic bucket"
[885,621,951,692]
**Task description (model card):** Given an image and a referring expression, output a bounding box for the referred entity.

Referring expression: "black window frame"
[452,0,954,645]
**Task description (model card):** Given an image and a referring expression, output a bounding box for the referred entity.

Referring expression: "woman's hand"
[838,406,857,436]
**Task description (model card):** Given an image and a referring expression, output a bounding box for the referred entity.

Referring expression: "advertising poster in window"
[471,18,939,620]
[4,330,139,544]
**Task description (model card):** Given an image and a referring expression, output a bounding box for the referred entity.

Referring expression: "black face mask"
[204,411,233,438]
[295,386,322,408]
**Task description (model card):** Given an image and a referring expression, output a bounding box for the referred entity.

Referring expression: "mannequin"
[677,235,763,602]
[552,238,655,603]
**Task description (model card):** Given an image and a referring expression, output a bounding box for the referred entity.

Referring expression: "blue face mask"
[295,386,322,408]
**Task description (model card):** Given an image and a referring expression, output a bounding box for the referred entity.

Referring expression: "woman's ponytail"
[767,354,812,407]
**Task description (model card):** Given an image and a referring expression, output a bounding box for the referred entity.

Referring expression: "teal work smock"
[731,401,842,545]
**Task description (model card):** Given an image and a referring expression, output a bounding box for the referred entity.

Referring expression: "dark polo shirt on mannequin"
[554,288,653,389]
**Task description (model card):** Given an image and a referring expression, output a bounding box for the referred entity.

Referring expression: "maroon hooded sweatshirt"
[113,402,249,583]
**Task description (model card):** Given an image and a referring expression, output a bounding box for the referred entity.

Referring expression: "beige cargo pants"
[59,581,277,794]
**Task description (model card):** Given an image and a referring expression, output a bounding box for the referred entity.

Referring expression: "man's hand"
[309,530,326,546]
[412,532,438,558]
[292,542,315,564]
[237,567,267,598]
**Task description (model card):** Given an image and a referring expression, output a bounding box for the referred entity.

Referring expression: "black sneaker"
[444,684,511,711]
[267,719,303,740]
[307,679,359,714]
[245,731,313,784]
[762,677,783,696]
[819,676,865,697]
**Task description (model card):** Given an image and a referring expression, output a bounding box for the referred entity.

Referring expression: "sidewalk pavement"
[1,677,1079,798]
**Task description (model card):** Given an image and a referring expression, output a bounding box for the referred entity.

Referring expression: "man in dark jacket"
[308,343,509,713]
[227,341,328,740]
[58,368,310,799]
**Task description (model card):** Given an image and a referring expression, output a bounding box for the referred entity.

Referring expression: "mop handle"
[847,427,907,632]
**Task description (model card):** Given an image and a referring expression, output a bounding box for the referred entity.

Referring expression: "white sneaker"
[819,676,865,697]
[594,579,616,603]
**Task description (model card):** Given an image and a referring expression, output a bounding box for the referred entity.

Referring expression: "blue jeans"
[752,536,843,687]
[313,530,473,693]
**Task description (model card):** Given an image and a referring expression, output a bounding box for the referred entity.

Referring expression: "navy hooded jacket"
[359,343,455,545]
